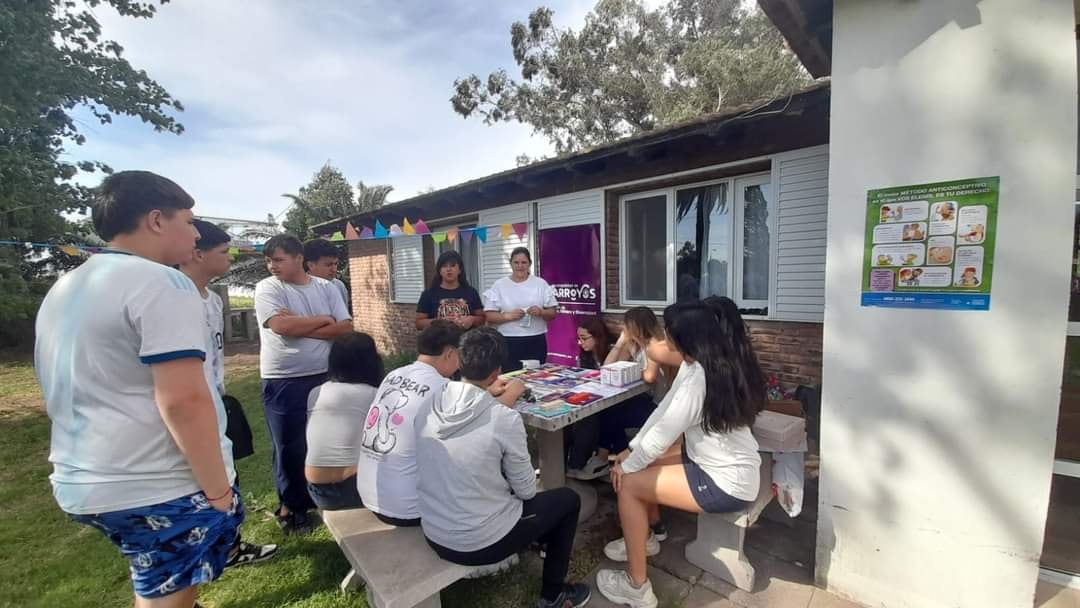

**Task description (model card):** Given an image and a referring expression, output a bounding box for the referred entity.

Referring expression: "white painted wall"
[818,1,1077,607]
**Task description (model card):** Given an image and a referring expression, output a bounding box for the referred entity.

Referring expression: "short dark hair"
[327,331,384,385]
[509,247,531,264]
[92,171,195,241]
[429,250,470,289]
[458,327,506,381]
[263,234,304,258]
[193,219,231,251]
[416,320,464,357]
[303,238,341,267]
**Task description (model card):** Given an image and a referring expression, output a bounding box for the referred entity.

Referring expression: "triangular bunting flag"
[512,223,528,239]
[59,245,82,257]
[500,224,513,240]
[344,222,359,240]
[432,232,447,243]
[359,225,374,239]
[447,227,459,243]
[227,246,240,257]
[414,219,431,235]
[475,227,488,243]
[330,231,345,242]
[403,218,416,235]
[461,230,473,244]
[389,224,403,236]
[374,220,389,238]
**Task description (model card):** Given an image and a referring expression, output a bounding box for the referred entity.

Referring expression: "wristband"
[205,487,233,502]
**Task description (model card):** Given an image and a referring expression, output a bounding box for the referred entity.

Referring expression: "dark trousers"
[427,487,580,602]
[375,512,421,527]
[503,333,548,373]
[566,393,656,469]
[262,374,325,513]
[308,475,363,511]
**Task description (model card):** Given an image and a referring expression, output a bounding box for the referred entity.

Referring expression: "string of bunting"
[326,219,529,245]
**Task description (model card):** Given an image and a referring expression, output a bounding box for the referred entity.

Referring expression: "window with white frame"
[620,173,774,310]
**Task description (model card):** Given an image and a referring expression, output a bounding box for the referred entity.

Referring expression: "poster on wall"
[861,176,999,311]
[538,224,602,365]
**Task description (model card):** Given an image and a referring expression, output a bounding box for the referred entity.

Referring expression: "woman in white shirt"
[305,331,383,511]
[596,297,766,608]
[483,247,558,372]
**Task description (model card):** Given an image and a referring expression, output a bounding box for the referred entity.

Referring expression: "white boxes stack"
[751,410,805,452]
[600,361,642,387]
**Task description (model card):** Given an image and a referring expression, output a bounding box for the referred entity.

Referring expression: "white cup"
[521,359,540,370]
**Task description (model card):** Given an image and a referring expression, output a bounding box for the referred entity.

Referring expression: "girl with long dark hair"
[595,298,765,608]
[416,250,485,331]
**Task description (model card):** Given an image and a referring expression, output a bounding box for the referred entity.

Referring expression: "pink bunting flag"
[414,219,431,235]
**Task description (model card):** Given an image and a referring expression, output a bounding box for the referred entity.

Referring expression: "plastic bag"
[771,451,805,518]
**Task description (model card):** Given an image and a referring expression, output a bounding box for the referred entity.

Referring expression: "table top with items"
[501,363,651,432]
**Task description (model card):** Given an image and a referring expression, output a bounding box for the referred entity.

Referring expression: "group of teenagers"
[34,170,768,608]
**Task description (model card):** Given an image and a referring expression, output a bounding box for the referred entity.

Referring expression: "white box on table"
[751,410,805,452]
[600,361,642,387]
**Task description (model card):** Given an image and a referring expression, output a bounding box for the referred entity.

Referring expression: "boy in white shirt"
[303,238,350,311]
[36,171,240,606]
[180,219,278,568]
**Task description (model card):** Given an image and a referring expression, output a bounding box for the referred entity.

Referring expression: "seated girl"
[305,331,384,511]
[595,297,766,608]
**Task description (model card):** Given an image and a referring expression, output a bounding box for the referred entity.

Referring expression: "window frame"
[425,217,482,289]
[617,172,777,310]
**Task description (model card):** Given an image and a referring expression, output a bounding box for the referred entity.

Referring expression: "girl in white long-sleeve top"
[595,297,766,608]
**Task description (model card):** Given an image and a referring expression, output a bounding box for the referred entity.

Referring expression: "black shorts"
[682,449,753,514]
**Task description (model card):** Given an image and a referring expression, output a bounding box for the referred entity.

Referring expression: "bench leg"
[684,515,756,592]
[340,568,362,592]
[537,429,565,489]
[366,586,441,608]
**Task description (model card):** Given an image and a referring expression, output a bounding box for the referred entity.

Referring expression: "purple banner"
[538,224,602,366]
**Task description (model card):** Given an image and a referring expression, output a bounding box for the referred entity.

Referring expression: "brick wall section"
[348,240,419,355]
[748,320,822,387]
[605,195,620,309]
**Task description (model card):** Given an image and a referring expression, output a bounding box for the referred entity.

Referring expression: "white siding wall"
[537,189,604,229]
[389,236,423,303]
[478,203,530,292]
[771,145,829,321]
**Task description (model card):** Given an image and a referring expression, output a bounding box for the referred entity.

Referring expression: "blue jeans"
[262,374,325,512]
[308,475,363,511]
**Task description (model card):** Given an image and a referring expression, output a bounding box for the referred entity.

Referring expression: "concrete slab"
[684,585,741,608]
[696,547,814,608]
[1036,580,1080,608]
[808,588,865,608]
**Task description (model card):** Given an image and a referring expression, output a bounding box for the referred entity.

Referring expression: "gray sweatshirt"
[415,381,537,552]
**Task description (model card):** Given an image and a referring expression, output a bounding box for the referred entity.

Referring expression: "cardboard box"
[752,410,805,452]
[600,361,642,387]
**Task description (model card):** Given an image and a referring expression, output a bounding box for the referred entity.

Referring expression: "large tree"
[451,0,809,154]
[0,0,182,328]
[281,164,393,239]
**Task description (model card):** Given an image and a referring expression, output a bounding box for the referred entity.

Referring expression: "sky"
[70,0,618,222]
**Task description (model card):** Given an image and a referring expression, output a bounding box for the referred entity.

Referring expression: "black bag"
[222,394,255,460]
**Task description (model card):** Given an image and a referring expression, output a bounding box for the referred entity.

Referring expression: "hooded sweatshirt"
[415,381,537,552]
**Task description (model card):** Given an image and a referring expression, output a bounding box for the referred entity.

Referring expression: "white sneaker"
[567,454,610,480]
[596,569,658,608]
[603,532,660,562]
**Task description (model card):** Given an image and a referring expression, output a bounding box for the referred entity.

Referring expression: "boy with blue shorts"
[36,171,242,608]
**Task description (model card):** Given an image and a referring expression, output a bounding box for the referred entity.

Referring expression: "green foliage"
[0,0,182,321]
[282,164,393,240]
[451,0,810,154]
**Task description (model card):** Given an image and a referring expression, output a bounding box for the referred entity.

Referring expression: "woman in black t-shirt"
[416,250,485,331]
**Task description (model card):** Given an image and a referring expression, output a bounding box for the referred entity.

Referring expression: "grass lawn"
[0,360,603,608]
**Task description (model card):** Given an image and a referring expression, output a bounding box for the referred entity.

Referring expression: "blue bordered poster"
[861,177,999,311]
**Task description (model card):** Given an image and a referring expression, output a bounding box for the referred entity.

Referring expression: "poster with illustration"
[861,177,998,310]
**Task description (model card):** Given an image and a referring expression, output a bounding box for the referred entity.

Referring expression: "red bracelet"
[205,487,232,502]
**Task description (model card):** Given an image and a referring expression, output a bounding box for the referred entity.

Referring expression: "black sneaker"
[538,583,591,608]
[650,520,668,542]
[275,508,314,536]
[225,541,279,568]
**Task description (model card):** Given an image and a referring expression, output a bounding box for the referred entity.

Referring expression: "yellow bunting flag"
[403,218,416,235]
[58,245,82,257]
[500,224,513,240]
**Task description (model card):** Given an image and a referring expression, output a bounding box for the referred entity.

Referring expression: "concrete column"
[818,1,1077,606]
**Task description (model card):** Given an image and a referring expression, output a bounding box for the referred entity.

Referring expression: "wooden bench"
[322,509,475,608]
[684,452,775,592]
